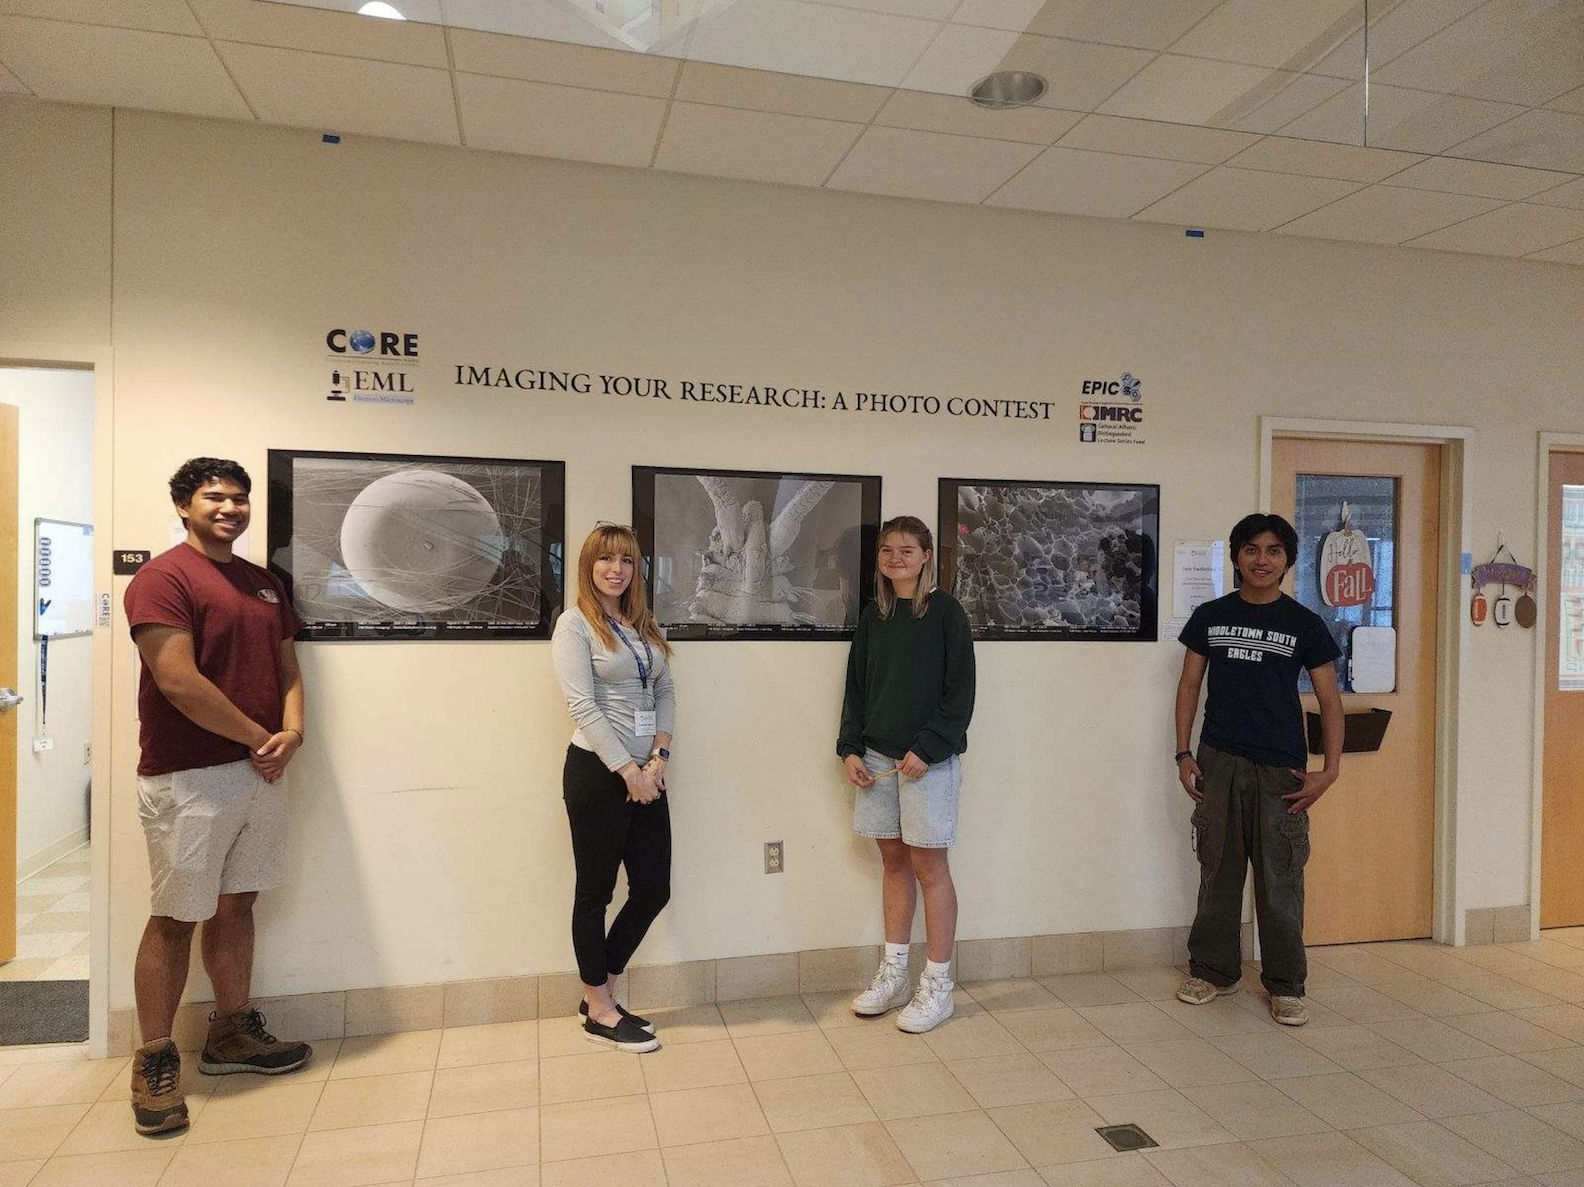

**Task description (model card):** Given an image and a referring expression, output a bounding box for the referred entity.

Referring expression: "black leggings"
[563,744,672,987]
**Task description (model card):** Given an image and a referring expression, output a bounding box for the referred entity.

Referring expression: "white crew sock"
[924,959,952,982]
[884,942,909,965]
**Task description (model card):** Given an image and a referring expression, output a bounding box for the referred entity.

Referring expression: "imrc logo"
[326,328,419,357]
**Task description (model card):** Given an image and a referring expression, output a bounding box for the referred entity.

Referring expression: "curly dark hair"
[1229,512,1299,573]
[169,458,251,506]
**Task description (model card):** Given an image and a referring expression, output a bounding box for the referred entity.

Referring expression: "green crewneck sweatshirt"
[836,590,976,764]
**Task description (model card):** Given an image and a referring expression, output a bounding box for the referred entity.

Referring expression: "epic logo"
[326,329,419,357]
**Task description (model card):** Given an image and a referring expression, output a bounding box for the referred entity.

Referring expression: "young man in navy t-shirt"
[1173,513,1344,1026]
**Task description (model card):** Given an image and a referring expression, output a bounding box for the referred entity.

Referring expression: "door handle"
[0,687,22,713]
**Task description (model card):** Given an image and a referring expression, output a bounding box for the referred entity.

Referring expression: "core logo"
[326,328,419,357]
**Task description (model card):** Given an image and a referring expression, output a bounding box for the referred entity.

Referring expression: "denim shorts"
[851,748,961,848]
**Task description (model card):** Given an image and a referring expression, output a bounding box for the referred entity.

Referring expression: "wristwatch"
[1173,750,1193,764]
[650,747,670,762]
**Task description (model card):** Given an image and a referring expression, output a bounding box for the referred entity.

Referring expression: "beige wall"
[3,97,1580,1012]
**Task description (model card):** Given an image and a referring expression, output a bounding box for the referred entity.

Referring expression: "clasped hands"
[252,729,302,783]
[624,757,667,804]
[843,750,927,788]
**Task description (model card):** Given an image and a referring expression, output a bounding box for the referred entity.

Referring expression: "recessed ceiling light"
[357,2,406,17]
[969,71,1047,109]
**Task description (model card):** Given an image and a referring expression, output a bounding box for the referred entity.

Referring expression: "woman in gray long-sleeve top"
[551,523,676,1053]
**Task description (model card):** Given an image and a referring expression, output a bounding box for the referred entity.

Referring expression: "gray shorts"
[851,748,961,849]
[137,758,287,923]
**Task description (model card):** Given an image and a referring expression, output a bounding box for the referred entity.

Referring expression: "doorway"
[1270,437,1444,945]
[0,365,96,1045]
[1540,447,1584,929]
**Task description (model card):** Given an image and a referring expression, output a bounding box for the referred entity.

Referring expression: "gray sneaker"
[1270,995,1308,1026]
[1176,977,1238,1005]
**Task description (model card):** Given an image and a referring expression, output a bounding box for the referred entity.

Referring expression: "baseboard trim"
[1465,904,1531,945]
[106,921,1257,1055]
[18,827,89,882]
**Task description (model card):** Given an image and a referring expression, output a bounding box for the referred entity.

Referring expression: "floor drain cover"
[1096,1123,1159,1152]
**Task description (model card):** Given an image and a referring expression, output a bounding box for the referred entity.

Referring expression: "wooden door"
[0,404,17,964]
[1541,450,1584,928]
[1271,438,1441,945]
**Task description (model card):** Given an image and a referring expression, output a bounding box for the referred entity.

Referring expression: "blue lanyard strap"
[606,617,653,690]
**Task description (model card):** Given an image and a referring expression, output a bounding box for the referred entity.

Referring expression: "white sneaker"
[896,972,955,1033]
[852,959,911,1017]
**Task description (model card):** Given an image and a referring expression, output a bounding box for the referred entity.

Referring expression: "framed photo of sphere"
[938,478,1160,642]
[633,465,882,640]
[267,449,566,640]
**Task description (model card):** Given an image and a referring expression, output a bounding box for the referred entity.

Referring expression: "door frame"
[1530,433,1584,937]
[1,341,114,1056]
[1259,417,1473,946]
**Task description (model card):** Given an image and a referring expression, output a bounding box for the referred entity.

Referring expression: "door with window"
[1541,450,1584,928]
[0,404,16,964]
[1271,438,1442,945]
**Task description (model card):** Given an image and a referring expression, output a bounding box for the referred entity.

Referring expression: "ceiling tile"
[1281,83,1525,154]
[449,29,677,98]
[1406,202,1584,257]
[457,71,665,167]
[0,0,201,34]
[189,0,448,69]
[0,16,250,118]
[654,101,862,186]
[827,125,1041,204]
[217,41,458,143]
[675,62,888,122]
[1025,0,1223,52]
[1134,165,1361,231]
[901,22,1018,95]
[1227,72,1351,134]
[432,0,628,51]
[1001,35,1155,112]
[0,61,27,92]
[1550,84,1584,115]
[1450,109,1584,175]
[877,89,1081,144]
[1530,176,1584,212]
[1057,114,1257,163]
[1274,184,1503,244]
[1308,0,1486,81]
[1526,238,1584,265]
[1225,137,1423,183]
[1372,0,1584,108]
[1168,0,1362,71]
[951,0,1046,32]
[686,0,940,88]
[986,145,1208,218]
[1384,156,1576,201]
[1099,54,1295,127]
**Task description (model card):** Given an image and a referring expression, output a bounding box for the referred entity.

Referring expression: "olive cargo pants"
[1187,744,1311,998]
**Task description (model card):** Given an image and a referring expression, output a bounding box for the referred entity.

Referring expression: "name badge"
[634,710,657,736]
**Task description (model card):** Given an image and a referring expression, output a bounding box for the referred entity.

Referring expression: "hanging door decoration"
[1320,502,1376,608]
[1469,541,1535,630]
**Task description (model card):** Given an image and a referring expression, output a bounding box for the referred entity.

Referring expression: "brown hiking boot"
[199,1006,312,1076]
[130,1038,188,1135]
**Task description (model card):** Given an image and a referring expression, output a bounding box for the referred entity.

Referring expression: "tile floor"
[11,932,1584,1184]
[4,847,90,983]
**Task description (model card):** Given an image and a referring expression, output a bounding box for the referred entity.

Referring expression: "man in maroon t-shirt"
[122,458,313,1136]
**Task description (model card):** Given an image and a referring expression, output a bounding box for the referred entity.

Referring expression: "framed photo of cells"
[633,465,882,641]
[938,478,1160,642]
[267,449,565,640]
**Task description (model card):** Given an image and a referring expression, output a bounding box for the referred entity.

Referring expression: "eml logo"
[326,328,419,357]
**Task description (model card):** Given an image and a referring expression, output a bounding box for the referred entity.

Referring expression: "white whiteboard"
[35,519,94,639]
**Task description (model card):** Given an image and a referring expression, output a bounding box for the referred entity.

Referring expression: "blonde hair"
[575,524,673,657]
[874,515,937,620]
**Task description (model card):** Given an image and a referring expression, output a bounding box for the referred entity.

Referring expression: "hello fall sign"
[1320,503,1376,608]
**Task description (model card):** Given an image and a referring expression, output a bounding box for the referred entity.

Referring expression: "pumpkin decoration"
[1320,502,1375,608]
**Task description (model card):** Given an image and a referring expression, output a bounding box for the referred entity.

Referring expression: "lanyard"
[606,617,653,691]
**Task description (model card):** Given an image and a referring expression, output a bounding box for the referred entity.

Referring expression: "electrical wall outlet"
[32,737,54,752]
[764,840,784,874]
